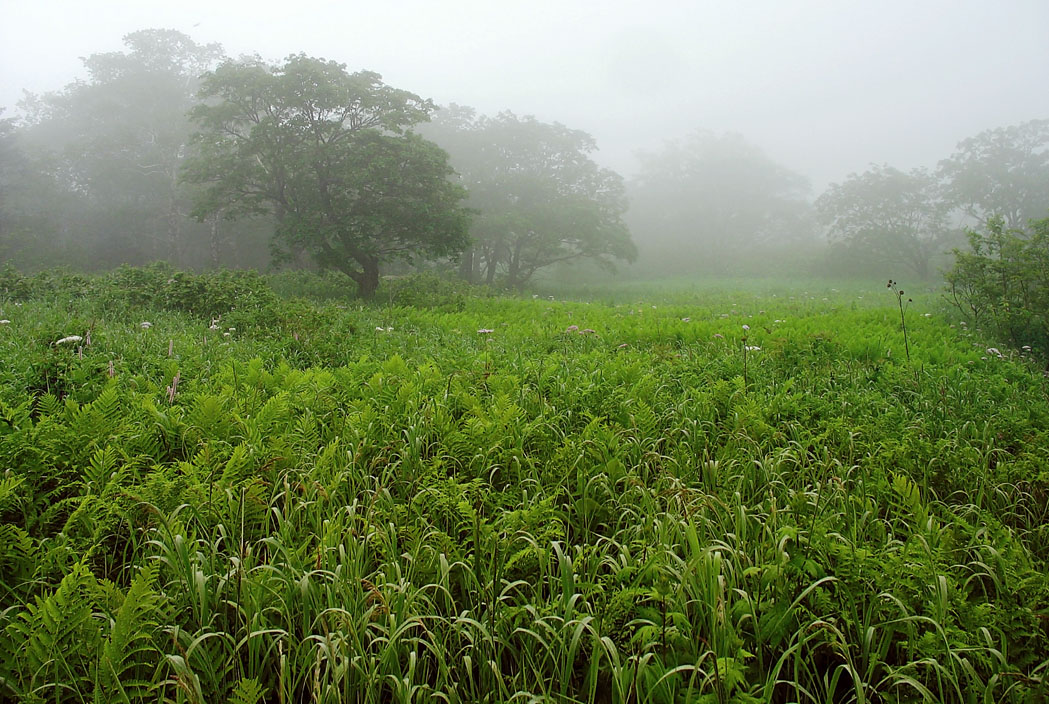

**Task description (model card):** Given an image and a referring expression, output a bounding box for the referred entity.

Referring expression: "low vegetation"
[1,271,1047,703]
[946,215,1049,357]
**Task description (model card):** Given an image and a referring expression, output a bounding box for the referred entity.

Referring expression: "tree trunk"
[484,253,497,286]
[507,238,525,289]
[459,247,476,283]
[209,216,220,268]
[167,166,183,266]
[349,255,381,299]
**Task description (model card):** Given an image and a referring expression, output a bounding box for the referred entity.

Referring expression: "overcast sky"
[2,0,1047,190]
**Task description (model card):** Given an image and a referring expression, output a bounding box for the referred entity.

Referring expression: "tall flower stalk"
[888,280,912,362]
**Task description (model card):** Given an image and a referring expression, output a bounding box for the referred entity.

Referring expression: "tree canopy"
[184,55,471,297]
[816,164,953,279]
[14,29,231,268]
[938,119,1049,230]
[419,106,635,288]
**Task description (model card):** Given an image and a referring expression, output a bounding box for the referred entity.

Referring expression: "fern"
[84,444,123,495]
[0,523,36,597]
[7,561,101,698]
[93,564,162,703]
[34,392,63,419]
[220,444,253,486]
[0,472,26,511]
[227,677,266,704]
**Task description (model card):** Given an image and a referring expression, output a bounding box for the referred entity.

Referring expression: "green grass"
[0,276,1047,703]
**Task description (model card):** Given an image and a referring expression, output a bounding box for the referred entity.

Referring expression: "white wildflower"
[0,319,9,325]
[477,328,494,334]
[140,321,152,329]
[54,335,83,345]
[745,345,761,352]
[986,347,1002,357]
[742,324,750,331]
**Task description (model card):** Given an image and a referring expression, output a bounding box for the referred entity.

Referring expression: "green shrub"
[265,268,359,302]
[946,215,1049,356]
[380,271,489,311]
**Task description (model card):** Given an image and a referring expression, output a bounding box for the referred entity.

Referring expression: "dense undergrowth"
[0,270,1047,703]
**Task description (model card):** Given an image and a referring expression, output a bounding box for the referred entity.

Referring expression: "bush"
[379,272,489,311]
[945,216,1049,357]
[1,264,287,330]
[0,266,92,302]
[265,269,359,302]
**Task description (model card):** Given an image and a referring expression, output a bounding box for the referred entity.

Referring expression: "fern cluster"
[1,276,1047,702]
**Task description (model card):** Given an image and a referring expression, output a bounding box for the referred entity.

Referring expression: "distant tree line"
[1,28,1046,292]
[816,119,1049,279]
[0,30,635,295]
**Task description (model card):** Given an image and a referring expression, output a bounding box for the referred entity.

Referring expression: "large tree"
[938,119,1049,230]
[419,106,635,288]
[184,55,470,297]
[816,164,953,279]
[17,29,235,268]
[627,131,813,274]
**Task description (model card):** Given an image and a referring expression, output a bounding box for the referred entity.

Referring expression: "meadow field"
[1,270,1047,703]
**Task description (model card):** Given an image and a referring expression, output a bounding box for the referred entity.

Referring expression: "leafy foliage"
[938,118,1049,230]
[946,215,1049,356]
[420,106,636,288]
[5,31,272,272]
[1,274,1047,702]
[184,55,471,298]
[817,164,955,278]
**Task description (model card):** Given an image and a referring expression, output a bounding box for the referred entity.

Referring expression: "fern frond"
[84,445,122,495]
[0,472,26,511]
[0,523,36,593]
[7,562,101,695]
[220,444,252,486]
[94,563,162,703]
[227,677,266,704]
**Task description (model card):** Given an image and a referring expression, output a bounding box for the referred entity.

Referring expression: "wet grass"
[0,278,1047,703]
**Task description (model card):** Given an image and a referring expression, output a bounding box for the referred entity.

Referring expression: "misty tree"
[938,119,1049,230]
[420,106,635,288]
[627,131,813,274]
[16,29,239,268]
[816,164,953,279]
[184,56,470,298]
[0,114,22,263]
[0,110,92,269]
